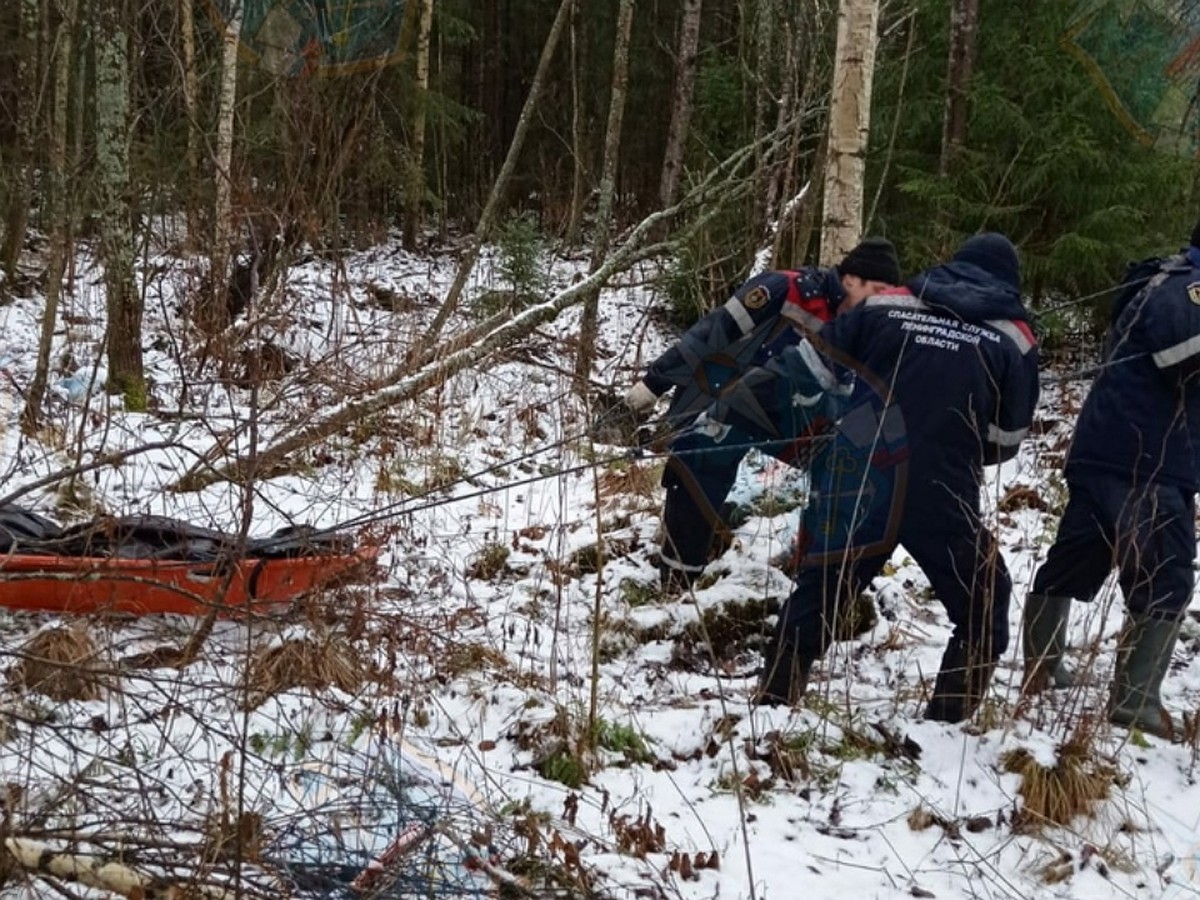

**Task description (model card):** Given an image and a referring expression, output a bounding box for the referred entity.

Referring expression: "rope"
[250,417,817,550]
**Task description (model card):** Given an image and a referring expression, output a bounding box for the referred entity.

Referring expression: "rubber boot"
[754,638,812,708]
[1021,594,1076,693]
[924,639,997,723]
[1109,613,1181,741]
[659,561,699,596]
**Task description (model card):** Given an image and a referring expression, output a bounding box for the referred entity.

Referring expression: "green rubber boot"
[1109,613,1181,741]
[1021,594,1076,693]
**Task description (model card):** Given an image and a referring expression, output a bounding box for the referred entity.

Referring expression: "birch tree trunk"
[657,0,702,212]
[939,0,980,177]
[819,0,881,265]
[178,0,201,243]
[403,0,435,248]
[23,0,77,433]
[575,0,635,385]
[95,0,145,407]
[202,0,242,334]
[420,0,572,352]
[0,0,41,281]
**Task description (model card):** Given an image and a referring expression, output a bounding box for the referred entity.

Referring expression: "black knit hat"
[953,232,1020,292]
[838,237,901,285]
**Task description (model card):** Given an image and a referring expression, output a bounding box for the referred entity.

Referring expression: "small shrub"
[593,718,654,764]
[538,748,589,789]
[475,212,549,317]
[467,542,511,581]
[618,579,659,608]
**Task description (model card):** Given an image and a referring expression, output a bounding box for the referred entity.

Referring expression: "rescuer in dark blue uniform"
[626,240,902,591]
[756,233,1040,724]
[1023,219,1200,740]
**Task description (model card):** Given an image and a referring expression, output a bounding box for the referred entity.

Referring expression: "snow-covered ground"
[2,234,1200,899]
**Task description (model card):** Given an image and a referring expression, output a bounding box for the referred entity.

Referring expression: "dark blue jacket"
[644,268,844,423]
[816,261,1039,522]
[1067,247,1200,491]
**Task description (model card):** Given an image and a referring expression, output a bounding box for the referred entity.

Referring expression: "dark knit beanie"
[1190,216,1200,249]
[952,232,1020,292]
[838,237,902,285]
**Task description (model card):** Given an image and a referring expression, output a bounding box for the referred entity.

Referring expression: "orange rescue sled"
[0,547,377,617]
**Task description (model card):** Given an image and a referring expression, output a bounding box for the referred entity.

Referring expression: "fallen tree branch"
[171,128,779,493]
[4,836,243,900]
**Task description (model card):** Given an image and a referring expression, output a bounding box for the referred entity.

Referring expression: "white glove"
[623,380,659,415]
[692,412,731,443]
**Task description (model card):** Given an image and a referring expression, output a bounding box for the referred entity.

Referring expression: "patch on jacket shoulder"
[1188,282,1200,305]
[743,285,771,310]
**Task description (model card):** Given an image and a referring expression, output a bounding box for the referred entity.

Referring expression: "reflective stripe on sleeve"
[723,296,756,334]
[796,340,843,393]
[865,294,929,311]
[987,423,1028,447]
[985,318,1036,355]
[1153,334,1200,369]
[780,303,826,333]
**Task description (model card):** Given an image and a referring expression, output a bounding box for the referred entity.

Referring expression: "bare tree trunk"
[23,0,77,433]
[657,0,702,212]
[564,0,588,247]
[1,0,41,281]
[95,0,144,407]
[763,16,791,217]
[939,0,980,177]
[868,10,917,231]
[749,0,778,250]
[819,0,881,265]
[202,0,242,335]
[420,0,572,352]
[791,130,825,264]
[777,5,824,265]
[66,0,89,289]
[178,0,200,244]
[403,0,435,248]
[575,0,635,386]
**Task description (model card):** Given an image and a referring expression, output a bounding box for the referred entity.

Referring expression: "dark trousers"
[659,430,751,576]
[772,515,1012,665]
[1031,474,1196,620]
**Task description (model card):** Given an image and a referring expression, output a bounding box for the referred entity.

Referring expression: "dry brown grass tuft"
[595,460,664,510]
[243,635,364,708]
[1001,738,1124,830]
[8,625,105,702]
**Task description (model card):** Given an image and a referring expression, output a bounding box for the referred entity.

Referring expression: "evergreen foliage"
[0,0,1195,307]
[869,0,1196,305]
